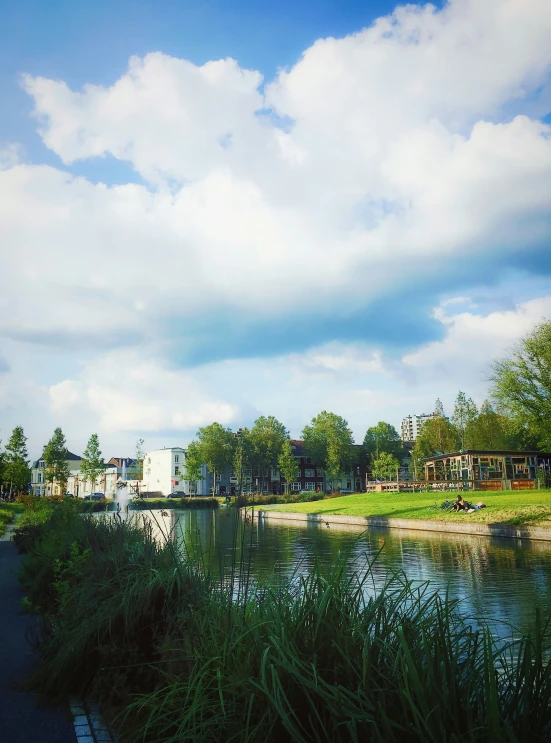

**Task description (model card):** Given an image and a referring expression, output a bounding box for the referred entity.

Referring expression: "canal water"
[120,506,551,640]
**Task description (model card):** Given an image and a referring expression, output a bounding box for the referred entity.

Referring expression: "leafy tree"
[452,391,478,449]
[363,421,403,460]
[371,451,400,482]
[43,427,70,493]
[0,441,5,492]
[278,439,299,493]
[247,416,288,493]
[135,438,145,480]
[469,400,510,450]
[4,426,30,495]
[411,401,458,479]
[195,423,234,496]
[491,321,551,449]
[232,432,253,497]
[80,434,105,492]
[302,411,354,490]
[183,440,203,496]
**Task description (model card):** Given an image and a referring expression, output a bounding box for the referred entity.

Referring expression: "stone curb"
[257,510,551,542]
[69,699,115,743]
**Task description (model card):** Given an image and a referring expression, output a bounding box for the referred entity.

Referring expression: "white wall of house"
[142,448,213,496]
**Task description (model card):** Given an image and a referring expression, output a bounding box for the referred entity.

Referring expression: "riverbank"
[263,489,551,526]
[12,496,551,741]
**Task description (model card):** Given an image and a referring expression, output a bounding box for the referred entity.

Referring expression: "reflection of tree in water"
[142,508,551,639]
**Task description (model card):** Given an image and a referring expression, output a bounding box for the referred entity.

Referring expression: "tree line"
[2,319,550,493]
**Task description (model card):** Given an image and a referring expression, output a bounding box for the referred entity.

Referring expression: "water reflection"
[114,508,551,640]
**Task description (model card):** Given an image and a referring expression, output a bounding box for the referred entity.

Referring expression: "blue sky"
[1,0,550,458]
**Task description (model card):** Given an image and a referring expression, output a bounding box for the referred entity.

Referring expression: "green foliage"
[0,502,24,535]
[491,320,551,450]
[80,433,104,489]
[15,503,551,743]
[302,411,354,484]
[452,391,478,449]
[370,451,400,481]
[247,416,288,490]
[133,497,218,510]
[363,421,403,470]
[183,440,203,494]
[43,427,70,490]
[277,438,299,492]
[4,425,31,493]
[127,438,145,480]
[195,423,235,494]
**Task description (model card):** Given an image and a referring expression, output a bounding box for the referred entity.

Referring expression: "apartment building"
[400,413,434,442]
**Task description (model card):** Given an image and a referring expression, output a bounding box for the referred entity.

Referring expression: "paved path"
[0,516,76,743]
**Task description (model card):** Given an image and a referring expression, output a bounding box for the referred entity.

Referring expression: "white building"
[400,414,434,442]
[31,451,82,496]
[141,447,212,496]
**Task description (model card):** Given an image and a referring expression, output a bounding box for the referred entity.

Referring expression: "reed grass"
[16,498,551,742]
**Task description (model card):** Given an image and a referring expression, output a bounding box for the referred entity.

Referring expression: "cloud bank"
[1,0,550,453]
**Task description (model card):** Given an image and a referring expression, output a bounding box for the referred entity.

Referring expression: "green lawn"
[0,502,25,535]
[264,489,551,526]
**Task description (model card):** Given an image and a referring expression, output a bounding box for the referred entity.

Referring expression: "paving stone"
[72,715,88,726]
[74,723,91,735]
[75,736,94,743]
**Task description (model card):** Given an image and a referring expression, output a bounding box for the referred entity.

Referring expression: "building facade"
[400,414,434,442]
[422,450,551,489]
[141,441,366,498]
[31,452,82,496]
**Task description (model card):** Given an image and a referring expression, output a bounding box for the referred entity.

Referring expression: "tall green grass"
[16,499,551,742]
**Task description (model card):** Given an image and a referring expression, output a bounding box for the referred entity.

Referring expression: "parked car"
[91,492,106,500]
[339,489,354,495]
[167,491,186,498]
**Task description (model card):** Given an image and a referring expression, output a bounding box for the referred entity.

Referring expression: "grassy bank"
[0,502,24,534]
[14,497,551,742]
[264,489,551,526]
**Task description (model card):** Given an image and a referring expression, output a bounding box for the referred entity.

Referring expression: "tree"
[302,411,354,490]
[43,427,70,494]
[195,423,235,496]
[469,400,509,450]
[4,426,30,495]
[135,438,145,480]
[363,422,403,460]
[278,439,299,493]
[183,440,203,496]
[232,432,253,497]
[411,401,459,480]
[371,451,400,482]
[491,321,551,449]
[452,391,478,449]
[80,433,104,492]
[247,416,288,493]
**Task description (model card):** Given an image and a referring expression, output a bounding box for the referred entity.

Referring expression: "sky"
[1,0,551,460]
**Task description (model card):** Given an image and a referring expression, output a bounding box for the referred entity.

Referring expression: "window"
[305,482,315,490]
[37,473,42,483]
[291,482,301,491]
[174,455,179,463]
[305,468,315,477]
[174,467,180,476]
[39,461,45,467]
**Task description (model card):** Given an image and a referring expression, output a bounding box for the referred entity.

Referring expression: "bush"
[15,501,551,742]
[133,497,219,510]
[236,492,325,507]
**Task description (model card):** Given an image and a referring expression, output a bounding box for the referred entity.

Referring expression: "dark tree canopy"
[491,321,551,449]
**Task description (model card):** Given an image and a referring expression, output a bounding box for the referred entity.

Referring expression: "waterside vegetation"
[13,496,551,742]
